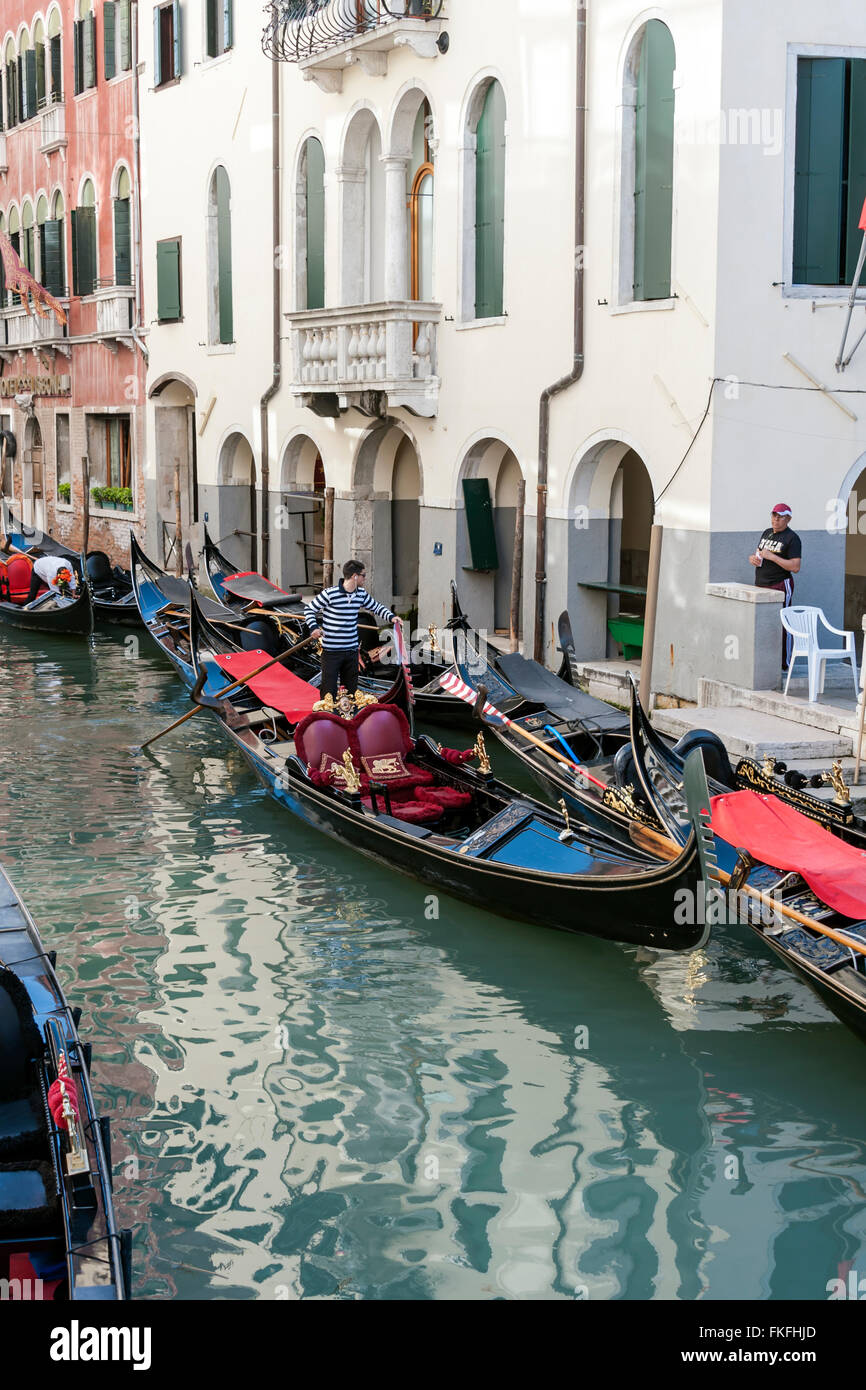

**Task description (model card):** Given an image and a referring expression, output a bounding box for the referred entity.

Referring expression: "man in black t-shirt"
[748,503,802,670]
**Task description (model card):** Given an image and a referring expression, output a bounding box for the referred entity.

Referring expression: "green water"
[1,626,865,1301]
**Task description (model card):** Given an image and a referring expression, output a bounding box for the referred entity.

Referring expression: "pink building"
[0,0,144,565]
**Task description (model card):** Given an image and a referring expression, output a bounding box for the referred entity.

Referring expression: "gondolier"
[305,560,397,699]
[749,503,801,670]
[3,541,79,602]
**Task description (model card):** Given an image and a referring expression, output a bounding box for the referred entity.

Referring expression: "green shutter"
[216,170,233,342]
[114,198,132,286]
[153,5,161,85]
[157,239,181,320]
[793,57,846,286]
[16,56,23,121]
[21,228,34,275]
[845,61,866,285]
[5,62,15,127]
[83,12,96,89]
[474,81,505,319]
[119,0,131,71]
[74,20,82,94]
[224,0,233,52]
[43,219,65,298]
[206,0,217,57]
[25,49,36,117]
[305,138,325,310]
[71,208,96,297]
[50,35,62,100]
[172,0,182,79]
[634,20,675,301]
[462,478,499,571]
[104,1,116,81]
[36,43,45,108]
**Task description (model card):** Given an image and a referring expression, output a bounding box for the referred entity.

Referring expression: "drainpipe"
[533,0,587,662]
[130,2,147,364]
[259,55,282,580]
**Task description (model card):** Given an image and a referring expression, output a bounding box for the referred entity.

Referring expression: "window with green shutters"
[104,2,132,80]
[73,17,96,94]
[474,80,506,319]
[157,238,182,321]
[214,167,233,343]
[154,2,182,87]
[6,61,17,128]
[104,2,116,80]
[633,20,675,302]
[42,219,66,299]
[50,35,62,102]
[793,57,866,286]
[71,208,96,297]
[36,44,45,109]
[206,0,233,59]
[304,137,325,310]
[114,197,132,286]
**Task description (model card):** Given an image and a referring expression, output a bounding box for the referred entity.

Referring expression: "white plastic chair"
[781,606,858,703]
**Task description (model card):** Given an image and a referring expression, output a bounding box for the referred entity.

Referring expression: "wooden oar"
[138,632,318,751]
[455,679,607,790]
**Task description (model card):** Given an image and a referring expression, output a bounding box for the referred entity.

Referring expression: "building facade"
[0,0,145,565]
[139,0,866,700]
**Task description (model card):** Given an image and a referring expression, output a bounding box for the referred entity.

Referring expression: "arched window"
[208,166,233,343]
[363,123,384,301]
[45,190,66,298]
[74,0,96,94]
[298,137,325,310]
[21,201,35,276]
[409,100,433,302]
[19,29,37,122]
[0,213,5,303]
[7,206,20,307]
[72,178,96,297]
[36,196,48,280]
[32,19,46,109]
[474,80,506,319]
[339,111,384,305]
[47,8,62,103]
[632,20,675,302]
[105,0,133,80]
[4,39,18,129]
[114,166,132,286]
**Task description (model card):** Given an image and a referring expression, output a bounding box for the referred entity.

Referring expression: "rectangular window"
[114,197,132,286]
[86,413,132,490]
[206,0,233,59]
[105,1,133,80]
[154,1,182,87]
[6,61,17,128]
[50,35,62,102]
[157,237,182,320]
[21,227,35,276]
[36,42,46,108]
[794,56,866,286]
[55,413,71,491]
[74,14,96,94]
[71,207,97,296]
[42,218,66,298]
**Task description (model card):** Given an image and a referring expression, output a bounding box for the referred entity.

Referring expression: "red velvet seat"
[294,710,365,791]
[5,555,44,605]
[417,785,473,811]
[353,704,434,790]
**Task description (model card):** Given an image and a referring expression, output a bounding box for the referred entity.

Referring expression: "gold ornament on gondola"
[312,692,336,714]
[340,750,361,795]
[762,753,777,777]
[474,732,491,775]
[558,798,575,844]
[353,690,378,709]
[336,686,355,720]
[427,624,440,653]
[821,759,851,805]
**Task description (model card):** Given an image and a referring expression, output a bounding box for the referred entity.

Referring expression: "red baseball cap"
[771,503,792,516]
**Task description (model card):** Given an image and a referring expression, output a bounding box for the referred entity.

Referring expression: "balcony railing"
[264,1,445,88]
[286,300,440,416]
[39,101,67,154]
[0,133,7,175]
[94,285,135,335]
[0,303,68,346]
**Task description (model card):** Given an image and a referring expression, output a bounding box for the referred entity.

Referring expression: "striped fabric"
[439,671,511,726]
[304,582,394,651]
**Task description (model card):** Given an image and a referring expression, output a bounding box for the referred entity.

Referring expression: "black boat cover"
[222,572,303,608]
[5,516,78,561]
[495,652,630,731]
[153,572,238,623]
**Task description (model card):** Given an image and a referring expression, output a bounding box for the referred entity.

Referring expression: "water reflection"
[0,626,865,1300]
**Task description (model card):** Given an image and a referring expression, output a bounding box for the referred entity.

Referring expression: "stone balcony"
[0,133,7,175]
[0,304,68,348]
[94,285,134,337]
[264,1,446,92]
[285,301,440,417]
[39,101,67,155]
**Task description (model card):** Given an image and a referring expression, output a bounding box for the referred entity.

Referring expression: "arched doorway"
[149,375,197,570]
[279,433,326,593]
[391,435,420,619]
[23,415,44,529]
[612,448,654,628]
[217,432,255,571]
[457,438,526,637]
[351,418,422,612]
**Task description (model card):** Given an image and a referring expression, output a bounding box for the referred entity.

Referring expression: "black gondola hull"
[0,586,93,636]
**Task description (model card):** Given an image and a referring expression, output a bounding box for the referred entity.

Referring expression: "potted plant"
[115,486,133,512]
[91,485,108,509]
[57,482,71,504]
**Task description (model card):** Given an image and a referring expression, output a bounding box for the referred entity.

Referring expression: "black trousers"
[320,647,359,699]
[28,571,43,601]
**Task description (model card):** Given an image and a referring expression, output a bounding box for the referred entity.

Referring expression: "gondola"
[0,570,93,637]
[3,506,141,627]
[0,863,130,1299]
[184,587,708,951]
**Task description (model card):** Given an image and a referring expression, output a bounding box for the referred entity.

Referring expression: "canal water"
[1,625,865,1302]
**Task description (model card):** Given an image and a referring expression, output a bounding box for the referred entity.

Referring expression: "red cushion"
[417,785,473,810]
[295,710,355,770]
[362,794,442,825]
[6,554,35,603]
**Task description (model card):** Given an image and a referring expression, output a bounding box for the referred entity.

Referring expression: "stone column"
[336,165,367,306]
[382,156,409,302]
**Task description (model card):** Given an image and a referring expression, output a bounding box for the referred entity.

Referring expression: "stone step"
[651,703,852,761]
[698,678,860,738]
[574,658,641,708]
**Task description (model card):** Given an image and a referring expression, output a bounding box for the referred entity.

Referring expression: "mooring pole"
[639,521,663,709]
[510,479,525,653]
[323,486,334,587]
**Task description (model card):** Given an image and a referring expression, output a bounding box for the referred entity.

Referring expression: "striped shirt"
[304,582,394,650]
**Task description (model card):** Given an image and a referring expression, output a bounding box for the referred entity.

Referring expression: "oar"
[138,632,318,751]
[440,673,607,789]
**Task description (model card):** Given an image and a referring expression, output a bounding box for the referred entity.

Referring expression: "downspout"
[130,1,148,365]
[259,54,281,580]
[533,0,587,661]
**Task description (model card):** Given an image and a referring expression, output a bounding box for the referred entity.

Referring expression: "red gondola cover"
[710,790,866,920]
[214,651,320,722]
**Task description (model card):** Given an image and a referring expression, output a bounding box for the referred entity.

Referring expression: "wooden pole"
[640,521,663,710]
[81,455,90,554]
[174,462,183,577]
[855,615,866,782]
[509,479,525,653]
[139,631,318,751]
[322,486,334,587]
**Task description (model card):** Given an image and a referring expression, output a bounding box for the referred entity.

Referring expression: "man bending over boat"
[4,542,79,603]
[305,560,397,700]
